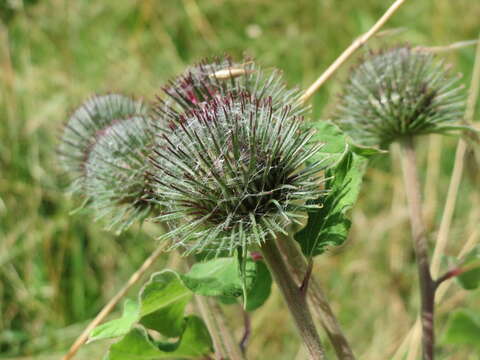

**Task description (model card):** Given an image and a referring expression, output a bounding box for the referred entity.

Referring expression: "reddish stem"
[435,267,466,288]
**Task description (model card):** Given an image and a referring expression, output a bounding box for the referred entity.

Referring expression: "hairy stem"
[260,237,326,360]
[195,295,245,360]
[399,137,436,360]
[188,258,246,360]
[276,235,356,360]
[210,300,246,360]
[195,295,225,360]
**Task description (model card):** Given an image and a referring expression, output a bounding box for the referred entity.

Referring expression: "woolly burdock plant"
[334,46,468,360]
[149,92,328,358]
[59,94,155,231]
[149,93,326,256]
[334,46,465,148]
[154,56,307,128]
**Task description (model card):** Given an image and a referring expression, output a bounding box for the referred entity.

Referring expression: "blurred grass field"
[1,0,480,359]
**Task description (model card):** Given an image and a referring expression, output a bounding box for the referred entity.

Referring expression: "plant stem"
[260,237,326,360]
[240,306,251,354]
[391,230,479,360]
[276,235,355,360]
[399,137,436,360]
[210,300,247,360]
[188,257,246,360]
[195,295,225,360]
[399,236,479,358]
[195,295,245,360]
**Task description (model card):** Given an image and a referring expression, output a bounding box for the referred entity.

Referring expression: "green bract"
[149,93,327,256]
[334,46,466,147]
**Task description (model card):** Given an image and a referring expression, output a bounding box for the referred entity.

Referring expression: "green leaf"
[167,315,213,357]
[139,302,190,338]
[180,257,256,298]
[245,261,272,311]
[295,149,368,256]
[139,270,192,316]
[105,327,163,360]
[90,270,193,342]
[139,271,193,337]
[456,245,480,290]
[442,309,480,349]
[95,271,212,359]
[307,120,386,163]
[306,121,348,166]
[89,299,140,343]
[106,316,212,360]
[94,260,266,359]
[295,121,381,256]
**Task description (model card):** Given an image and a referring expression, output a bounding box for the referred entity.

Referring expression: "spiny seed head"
[83,115,155,231]
[149,93,327,256]
[59,94,155,231]
[59,94,148,188]
[334,46,466,147]
[154,56,308,130]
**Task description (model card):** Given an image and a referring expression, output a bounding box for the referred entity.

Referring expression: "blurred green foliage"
[0,0,479,359]
[0,0,39,24]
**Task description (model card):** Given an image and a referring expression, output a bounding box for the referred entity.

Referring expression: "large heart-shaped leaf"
[106,316,212,360]
[89,271,193,342]
[90,255,273,360]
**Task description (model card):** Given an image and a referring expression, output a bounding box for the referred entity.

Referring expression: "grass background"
[1,0,479,359]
